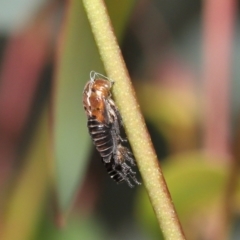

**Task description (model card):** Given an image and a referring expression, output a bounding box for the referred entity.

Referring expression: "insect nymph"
[83,71,141,187]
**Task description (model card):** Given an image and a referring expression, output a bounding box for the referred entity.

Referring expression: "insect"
[83,71,141,187]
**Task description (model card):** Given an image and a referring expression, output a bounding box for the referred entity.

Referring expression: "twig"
[82,0,185,239]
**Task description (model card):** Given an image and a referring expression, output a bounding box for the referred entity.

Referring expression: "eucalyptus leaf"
[136,152,230,237]
[53,0,136,213]
[1,108,49,240]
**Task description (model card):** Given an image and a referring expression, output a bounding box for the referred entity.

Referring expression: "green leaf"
[1,108,49,240]
[53,0,103,213]
[53,0,136,213]
[135,152,229,237]
[36,216,108,240]
[163,153,228,218]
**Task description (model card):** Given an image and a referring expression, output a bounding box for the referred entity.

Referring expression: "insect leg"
[106,99,127,143]
[124,148,136,166]
[130,175,141,185]
[113,164,134,188]
[103,99,120,156]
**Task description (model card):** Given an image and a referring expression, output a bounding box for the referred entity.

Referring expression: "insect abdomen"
[88,117,113,163]
[103,160,124,183]
[103,160,140,188]
[83,72,141,187]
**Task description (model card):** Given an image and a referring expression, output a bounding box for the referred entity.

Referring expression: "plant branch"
[82,0,185,239]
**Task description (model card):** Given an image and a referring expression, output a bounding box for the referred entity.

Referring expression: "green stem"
[82,0,185,239]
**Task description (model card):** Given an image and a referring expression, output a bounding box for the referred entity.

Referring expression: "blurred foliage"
[0,108,49,240]
[36,215,108,240]
[53,0,136,214]
[0,0,137,239]
[135,82,198,153]
[0,0,239,239]
[53,0,102,214]
[136,151,240,239]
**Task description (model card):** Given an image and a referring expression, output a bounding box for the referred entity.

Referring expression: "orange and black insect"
[83,71,141,187]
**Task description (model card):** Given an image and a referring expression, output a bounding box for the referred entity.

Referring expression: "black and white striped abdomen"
[103,160,124,184]
[103,160,140,187]
[87,117,113,163]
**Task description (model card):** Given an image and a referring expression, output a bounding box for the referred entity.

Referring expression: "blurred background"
[0,0,240,239]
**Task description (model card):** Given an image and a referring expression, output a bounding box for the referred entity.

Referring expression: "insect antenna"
[90,71,114,84]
